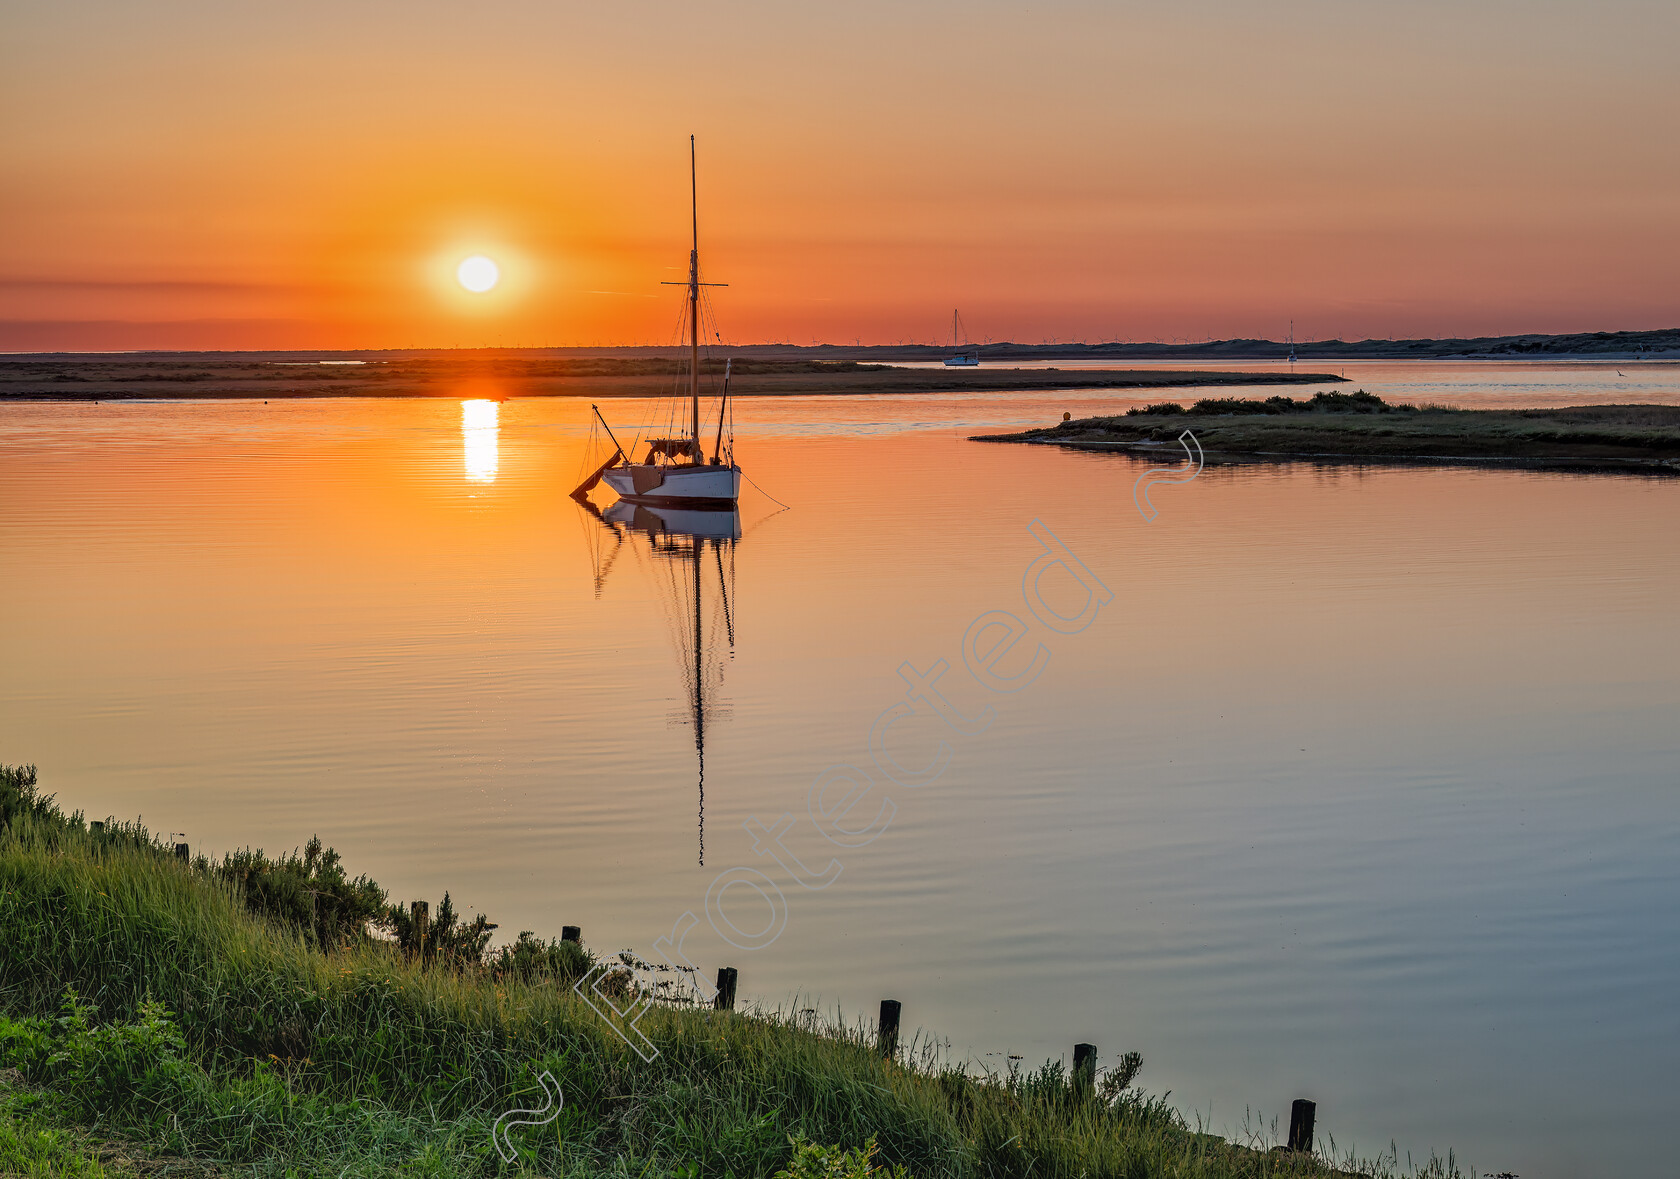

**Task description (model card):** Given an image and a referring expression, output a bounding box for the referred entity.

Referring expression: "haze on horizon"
[3,0,1677,352]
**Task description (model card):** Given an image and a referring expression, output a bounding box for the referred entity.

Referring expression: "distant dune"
[4,327,1674,367]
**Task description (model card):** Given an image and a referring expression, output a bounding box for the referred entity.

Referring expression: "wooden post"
[714,966,738,1011]
[561,925,581,943]
[174,842,189,861]
[411,901,429,962]
[877,999,901,1060]
[1073,1043,1097,1097]
[1287,1099,1316,1153]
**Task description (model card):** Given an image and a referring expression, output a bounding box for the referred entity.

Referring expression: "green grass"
[1,1071,228,1178]
[0,1111,114,1179]
[0,766,1469,1178]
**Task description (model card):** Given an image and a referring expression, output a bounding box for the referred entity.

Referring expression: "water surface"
[3,361,1678,1178]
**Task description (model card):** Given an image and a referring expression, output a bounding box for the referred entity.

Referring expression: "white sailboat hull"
[601,464,742,506]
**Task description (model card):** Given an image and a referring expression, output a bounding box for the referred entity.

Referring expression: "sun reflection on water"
[461,399,499,483]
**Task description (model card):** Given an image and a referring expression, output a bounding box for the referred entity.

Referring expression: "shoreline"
[0,764,1417,1178]
[974,392,1680,475]
[986,435,1680,476]
[0,359,1344,402]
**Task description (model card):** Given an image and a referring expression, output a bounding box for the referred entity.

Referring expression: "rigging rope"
[741,469,790,510]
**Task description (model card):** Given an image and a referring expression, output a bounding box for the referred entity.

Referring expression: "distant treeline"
[5,326,1673,365]
[0,357,893,382]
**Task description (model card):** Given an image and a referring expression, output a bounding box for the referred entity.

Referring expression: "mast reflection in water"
[579,499,739,864]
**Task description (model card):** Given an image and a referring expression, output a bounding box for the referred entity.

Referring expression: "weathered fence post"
[1073,1043,1097,1098]
[561,925,581,943]
[714,967,738,1011]
[878,999,901,1060]
[411,901,429,963]
[174,842,189,861]
[1288,1099,1316,1153]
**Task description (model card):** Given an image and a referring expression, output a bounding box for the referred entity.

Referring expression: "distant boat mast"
[943,309,981,366]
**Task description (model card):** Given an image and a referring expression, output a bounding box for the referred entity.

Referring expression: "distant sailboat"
[1286,320,1298,368]
[943,310,980,366]
[573,137,741,509]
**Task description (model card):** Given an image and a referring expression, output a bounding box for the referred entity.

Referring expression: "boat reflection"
[580,499,739,864]
[602,500,742,541]
[462,399,498,483]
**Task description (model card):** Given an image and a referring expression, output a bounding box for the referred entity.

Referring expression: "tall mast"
[689,135,700,459]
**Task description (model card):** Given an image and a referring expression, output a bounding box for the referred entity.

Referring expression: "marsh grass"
[1002,396,1680,467]
[1,767,1464,1178]
[1124,391,1404,417]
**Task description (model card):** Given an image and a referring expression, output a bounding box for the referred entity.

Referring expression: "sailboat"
[573,137,742,509]
[942,309,980,366]
[576,495,739,865]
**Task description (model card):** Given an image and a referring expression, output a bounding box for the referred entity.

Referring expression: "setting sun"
[456,255,499,293]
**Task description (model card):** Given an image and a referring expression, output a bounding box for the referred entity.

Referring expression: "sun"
[456,255,500,293]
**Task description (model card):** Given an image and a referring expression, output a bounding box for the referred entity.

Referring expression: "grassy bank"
[0,766,1468,1178]
[0,356,1340,401]
[976,392,1680,473]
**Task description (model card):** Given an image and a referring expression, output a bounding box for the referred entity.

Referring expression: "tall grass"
[0,766,1461,1177]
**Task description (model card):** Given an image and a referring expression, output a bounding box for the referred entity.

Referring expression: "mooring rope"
[741,469,790,510]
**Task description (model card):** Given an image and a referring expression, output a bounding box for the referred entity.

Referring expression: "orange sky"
[3,0,1677,351]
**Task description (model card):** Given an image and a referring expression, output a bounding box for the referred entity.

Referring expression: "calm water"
[3,360,1679,1178]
